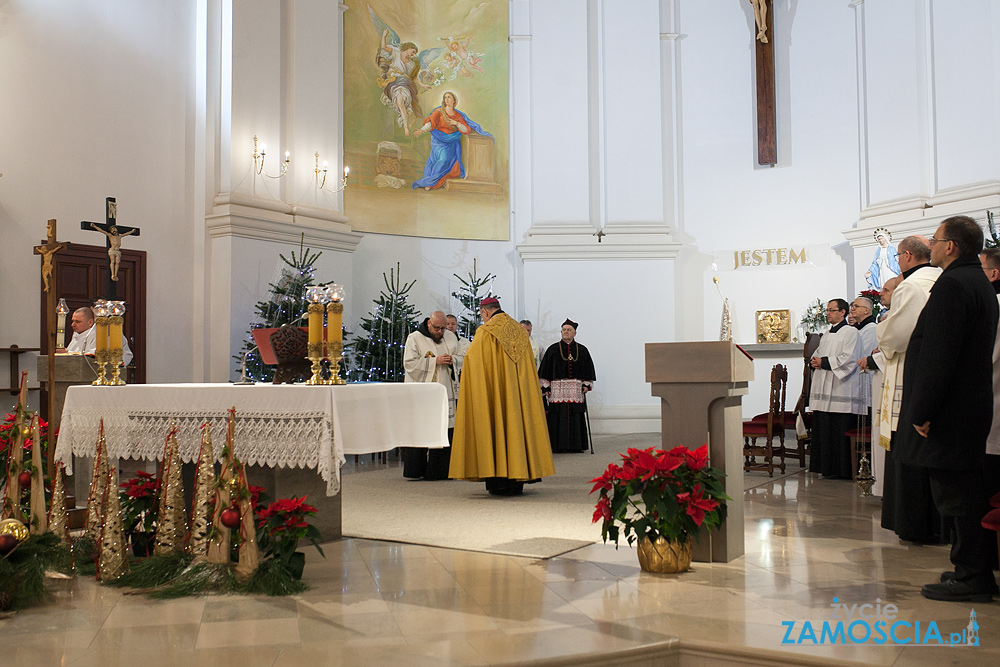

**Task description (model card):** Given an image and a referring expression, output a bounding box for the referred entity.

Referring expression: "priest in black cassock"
[539,319,596,453]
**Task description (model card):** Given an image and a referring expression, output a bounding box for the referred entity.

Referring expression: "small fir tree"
[451,259,498,339]
[347,263,419,382]
[235,236,329,383]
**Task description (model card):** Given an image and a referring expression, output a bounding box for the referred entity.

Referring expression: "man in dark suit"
[897,215,999,602]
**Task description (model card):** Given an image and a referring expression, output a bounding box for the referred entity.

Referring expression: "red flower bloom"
[684,445,709,472]
[592,495,612,524]
[676,484,719,527]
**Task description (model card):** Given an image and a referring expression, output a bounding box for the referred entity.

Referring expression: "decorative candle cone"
[206,409,239,565]
[234,462,259,582]
[187,424,216,560]
[28,414,49,535]
[2,374,29,521]
[97,464,129,582]
[47,463,70,545]
[154,426,188,555]
[85,422,110,545]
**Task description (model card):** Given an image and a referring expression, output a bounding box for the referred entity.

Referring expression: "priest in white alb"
[66,306,134,366]
[402,310,461,480]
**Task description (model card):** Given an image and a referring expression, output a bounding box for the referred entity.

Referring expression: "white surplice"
[403,329,461,428]
[809,322,864,414]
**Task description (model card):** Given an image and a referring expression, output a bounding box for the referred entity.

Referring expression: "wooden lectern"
[645,341,754,563]
[37,354,99,498]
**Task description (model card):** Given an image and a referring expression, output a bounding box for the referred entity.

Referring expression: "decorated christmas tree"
[235,235,330,383]
[451,259,498,339]
[347,263,418,382]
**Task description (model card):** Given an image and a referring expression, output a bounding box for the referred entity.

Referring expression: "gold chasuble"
[450,312,555,482]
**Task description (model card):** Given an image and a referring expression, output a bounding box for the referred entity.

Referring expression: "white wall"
[4,0,998,430]
[0,0,198,388]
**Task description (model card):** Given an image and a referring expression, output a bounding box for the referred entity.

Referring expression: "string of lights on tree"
[451,259,497,339]
[347,263,418,383]
[235,237,331,383]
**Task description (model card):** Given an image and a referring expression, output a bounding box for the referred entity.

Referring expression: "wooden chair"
[743,364,788,476]
[788,333,822,467]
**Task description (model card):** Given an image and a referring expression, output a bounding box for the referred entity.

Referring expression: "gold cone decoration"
[206,409,239,565]
[47,462,70,544]
[85,421,109,545]
[187,423,216,559]
[97,463,129,581]
[234,459,259,582]
[28,414,48,535]
[154,425,188,555]
[1,373,29,521]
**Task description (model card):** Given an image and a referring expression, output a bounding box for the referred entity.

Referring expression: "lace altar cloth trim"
[56,407,339,495]
[548,378,585,404]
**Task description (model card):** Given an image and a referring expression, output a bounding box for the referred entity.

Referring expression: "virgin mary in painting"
[411,91,491,191]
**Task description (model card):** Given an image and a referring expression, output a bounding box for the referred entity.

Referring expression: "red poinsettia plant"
[590,444,729,546]
[256,495,325,565]
[858,289,882,318]
[120,470,160,535]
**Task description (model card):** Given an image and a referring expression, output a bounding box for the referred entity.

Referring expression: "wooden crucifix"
[81,197,140,299]
[750,0,776,166]
[33,219,68,476]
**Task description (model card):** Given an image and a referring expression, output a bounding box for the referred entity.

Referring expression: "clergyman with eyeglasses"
[896,215,999,603]
[808,298,867,479]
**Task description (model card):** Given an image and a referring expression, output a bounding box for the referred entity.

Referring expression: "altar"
[54,382,448,539]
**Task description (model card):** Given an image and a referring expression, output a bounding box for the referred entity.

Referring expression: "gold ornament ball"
[0,518,29,544]
[227,475,241,496]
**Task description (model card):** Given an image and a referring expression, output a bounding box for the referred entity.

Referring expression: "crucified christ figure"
[749,0,769,43]
[91,223,135,281]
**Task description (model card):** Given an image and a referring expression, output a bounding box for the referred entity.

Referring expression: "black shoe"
[940,571,956,583]
[921,580,995,602]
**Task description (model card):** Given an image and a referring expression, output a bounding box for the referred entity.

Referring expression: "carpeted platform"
[342,433,805,559]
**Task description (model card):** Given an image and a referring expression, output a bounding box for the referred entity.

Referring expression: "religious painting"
[756,309,791,344]
[864,227,899,290]
[343,1,509,240]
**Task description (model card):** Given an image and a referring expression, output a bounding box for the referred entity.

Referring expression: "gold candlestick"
[306,340,324,385]
[92,306,111,385]
[324,284,346,385]
[108,315,125,385]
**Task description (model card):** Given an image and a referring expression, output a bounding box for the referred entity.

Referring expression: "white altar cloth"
[54,382,448,495]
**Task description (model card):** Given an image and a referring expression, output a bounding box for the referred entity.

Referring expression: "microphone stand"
[234,345,259,385]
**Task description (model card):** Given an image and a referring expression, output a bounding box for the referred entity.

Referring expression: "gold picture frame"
[756,309,791,344]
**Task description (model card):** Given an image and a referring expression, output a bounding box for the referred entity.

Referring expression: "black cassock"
[539,341,596,453]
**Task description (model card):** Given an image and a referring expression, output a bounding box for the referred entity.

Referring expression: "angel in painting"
[369,6,445,136]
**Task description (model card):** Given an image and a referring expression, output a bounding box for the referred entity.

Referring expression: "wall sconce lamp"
[315,152,349,193]
[253,135,290,178]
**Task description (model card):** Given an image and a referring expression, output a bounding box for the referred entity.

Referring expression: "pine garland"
[105,552,192,589]
[0,532,73,610]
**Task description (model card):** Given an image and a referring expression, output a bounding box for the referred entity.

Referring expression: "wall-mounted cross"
[81,197,141,299]
[751,0,776,166]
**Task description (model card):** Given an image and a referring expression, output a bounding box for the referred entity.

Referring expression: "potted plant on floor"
[120,470,159,557]
[590,444,729,573]
[256,495,325,579]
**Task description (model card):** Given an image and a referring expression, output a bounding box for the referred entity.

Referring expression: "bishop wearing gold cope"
[449,297,555,496]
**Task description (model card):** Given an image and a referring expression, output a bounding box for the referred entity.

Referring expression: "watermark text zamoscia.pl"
[780,598,980,647]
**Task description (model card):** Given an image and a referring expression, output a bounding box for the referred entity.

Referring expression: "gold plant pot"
[636,535,693,574]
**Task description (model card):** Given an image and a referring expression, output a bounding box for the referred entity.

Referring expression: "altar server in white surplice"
[402,311,460,480]
[809,298,863,479]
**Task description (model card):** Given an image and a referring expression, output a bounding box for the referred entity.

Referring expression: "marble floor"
[3,468,998,666]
